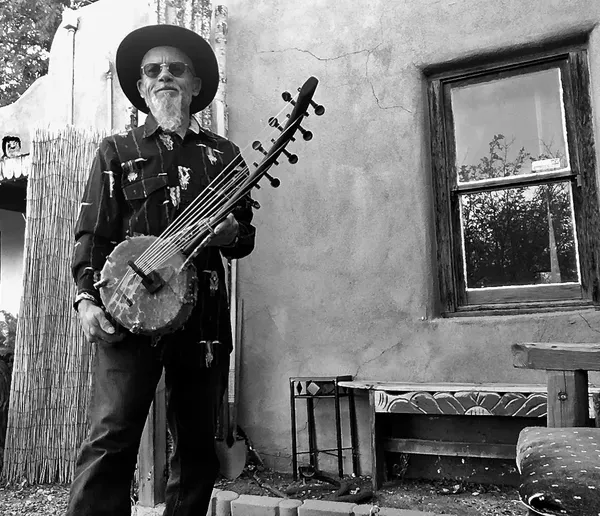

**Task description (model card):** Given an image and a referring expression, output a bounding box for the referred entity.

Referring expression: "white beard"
[147,92,185,132]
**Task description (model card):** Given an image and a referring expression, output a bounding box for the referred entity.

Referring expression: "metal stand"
[289,375,359,480]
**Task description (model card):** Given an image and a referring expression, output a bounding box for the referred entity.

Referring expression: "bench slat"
[382,437,516,460]
[339,381,551,393]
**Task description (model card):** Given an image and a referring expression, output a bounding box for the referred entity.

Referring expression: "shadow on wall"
[0,311,17,473]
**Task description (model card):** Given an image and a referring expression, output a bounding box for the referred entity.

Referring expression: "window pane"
[452,68,569,183]
[461,182,578,289]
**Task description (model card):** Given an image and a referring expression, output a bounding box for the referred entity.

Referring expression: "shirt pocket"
[121,173,171,235]
[122,174,169,201]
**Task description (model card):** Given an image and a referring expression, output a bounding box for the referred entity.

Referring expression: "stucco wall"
[0,77,48,156]
[219,0,600,471]
[0,210,25,315]
[2,0,600,476]
[0,0,153,137]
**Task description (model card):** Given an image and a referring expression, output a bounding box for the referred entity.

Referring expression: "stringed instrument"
[97,76,324,336]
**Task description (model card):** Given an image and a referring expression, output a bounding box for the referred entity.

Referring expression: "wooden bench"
[512,342,600,516]
[339,380,599,491]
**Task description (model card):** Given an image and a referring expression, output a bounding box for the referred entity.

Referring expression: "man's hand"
[77,300,125,344]
[204,213,239,247]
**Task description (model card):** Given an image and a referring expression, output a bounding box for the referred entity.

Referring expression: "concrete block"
[353,505,450,516]
[279,498,303,516]
[207,488,222,516]
[231,494,282,516]
[132,503,165,516]
[298,499,355,516]
[215,489,240,516]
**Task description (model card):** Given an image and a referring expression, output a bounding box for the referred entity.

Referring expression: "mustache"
[153,85,179,93]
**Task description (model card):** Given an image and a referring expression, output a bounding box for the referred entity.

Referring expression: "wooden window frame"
[427,43,600,317]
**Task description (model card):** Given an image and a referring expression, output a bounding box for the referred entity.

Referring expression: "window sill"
[442,299,596,318]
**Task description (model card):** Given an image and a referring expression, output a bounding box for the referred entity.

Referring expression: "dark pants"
[66,334,229,516]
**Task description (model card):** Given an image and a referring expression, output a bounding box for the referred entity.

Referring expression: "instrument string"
[139,166,249,271]
[143,123,297,273]
[108,162,250,305]
[134,100,294,271]
[138,148,256,270]
[107,93,299,306]
[151,121,281,245]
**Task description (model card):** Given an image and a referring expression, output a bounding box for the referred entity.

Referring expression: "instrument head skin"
[99,235,197,336]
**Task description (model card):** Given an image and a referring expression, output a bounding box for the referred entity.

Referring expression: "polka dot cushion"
[516,426,600,516]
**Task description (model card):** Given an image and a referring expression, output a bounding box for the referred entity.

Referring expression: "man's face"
[136,46,201,124]
[5,139,21,158]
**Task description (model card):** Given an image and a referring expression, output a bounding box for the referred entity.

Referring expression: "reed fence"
[2,126,106,484]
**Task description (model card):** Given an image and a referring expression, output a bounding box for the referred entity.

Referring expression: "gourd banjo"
[96,76,324,336]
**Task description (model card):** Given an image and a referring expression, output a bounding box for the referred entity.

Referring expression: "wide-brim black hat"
[116,24,219,114]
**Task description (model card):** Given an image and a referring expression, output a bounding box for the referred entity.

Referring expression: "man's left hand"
[205,213,239,247]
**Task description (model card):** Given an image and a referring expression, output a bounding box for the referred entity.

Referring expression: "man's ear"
[137,79,145,99]
[192,77,202,97]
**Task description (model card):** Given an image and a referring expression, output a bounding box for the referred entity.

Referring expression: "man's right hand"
[77,300,125,344]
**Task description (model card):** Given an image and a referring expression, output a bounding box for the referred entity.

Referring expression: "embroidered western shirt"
[72,113,256,345]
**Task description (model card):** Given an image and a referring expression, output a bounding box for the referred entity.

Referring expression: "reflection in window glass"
[461,182,578,289]
[452,68,569,183]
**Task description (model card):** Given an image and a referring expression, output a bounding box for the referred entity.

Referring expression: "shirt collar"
[142,113,215,142]
[188,116,200,135]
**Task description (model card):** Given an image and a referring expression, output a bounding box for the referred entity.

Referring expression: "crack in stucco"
[353,341,401,378]
[365,45,412,114]
[258,47,371,62]
[578,313,600,334]
[258,45,412,113]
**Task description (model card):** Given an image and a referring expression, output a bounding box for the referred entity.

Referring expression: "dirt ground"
[0,469,527,516]
[215,469,528,516]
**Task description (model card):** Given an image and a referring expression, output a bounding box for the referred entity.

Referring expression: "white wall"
[0,210,25,315]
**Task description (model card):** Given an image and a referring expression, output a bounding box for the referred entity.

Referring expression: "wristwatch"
[73,291,100,312]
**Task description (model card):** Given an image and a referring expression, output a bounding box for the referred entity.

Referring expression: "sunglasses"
[140,62,193,78]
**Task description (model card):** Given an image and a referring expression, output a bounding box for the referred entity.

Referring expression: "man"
[68,24,256,516]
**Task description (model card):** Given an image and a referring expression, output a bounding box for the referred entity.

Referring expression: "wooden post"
[547,370,589,427]
[512,342,600,428]
[369,390,385,490]
[138,373,167,506]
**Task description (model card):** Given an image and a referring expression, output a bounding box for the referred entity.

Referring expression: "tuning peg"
[295,88,325,116]
[268,117,295,141]
[310,100,325,116]
[253,162,280,188]
[297,125,313,141]
[285,115,313,141]
[282,91,296,107]
[282,91,312,117]
[271,138,298,164]
[252,140,279,166]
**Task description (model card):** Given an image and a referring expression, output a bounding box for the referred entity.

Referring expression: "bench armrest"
[512,342,600,371]
[511,342,600,428]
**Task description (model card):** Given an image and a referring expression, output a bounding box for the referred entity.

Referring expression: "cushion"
[516,426,600,516]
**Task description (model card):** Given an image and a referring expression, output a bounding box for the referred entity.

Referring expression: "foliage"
[0,310,15,459]
[0,0,97,108]
[0,310,16,359]
[460,135,577,289]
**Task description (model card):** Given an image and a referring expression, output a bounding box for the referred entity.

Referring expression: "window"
[427,42,600,315]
